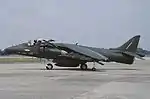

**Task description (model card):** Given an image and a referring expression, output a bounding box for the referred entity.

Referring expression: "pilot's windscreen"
[27,40,32,46]
[27,40,37,46]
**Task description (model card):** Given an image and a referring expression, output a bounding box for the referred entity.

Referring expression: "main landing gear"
[45,63,97,71]
[80,64,88,70]
[46,63,53,70]
[80,63,97,71]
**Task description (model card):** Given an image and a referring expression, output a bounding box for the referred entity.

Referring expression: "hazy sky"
[0,0,149,50]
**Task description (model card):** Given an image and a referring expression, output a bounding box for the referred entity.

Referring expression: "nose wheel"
[46,63,53,70]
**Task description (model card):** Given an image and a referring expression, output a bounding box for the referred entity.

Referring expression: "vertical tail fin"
[116,35,140,53]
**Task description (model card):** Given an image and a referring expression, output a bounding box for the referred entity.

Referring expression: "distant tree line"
[0,49,2,55]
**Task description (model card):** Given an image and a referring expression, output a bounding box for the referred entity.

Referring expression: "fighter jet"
[4,35,142,71]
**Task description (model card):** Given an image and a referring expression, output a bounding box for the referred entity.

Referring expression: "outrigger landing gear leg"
[80,63,88,70]
[46,63,53,70]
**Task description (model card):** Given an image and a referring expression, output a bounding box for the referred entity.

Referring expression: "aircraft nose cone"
[3,46,18,55]
[4,45,27,55]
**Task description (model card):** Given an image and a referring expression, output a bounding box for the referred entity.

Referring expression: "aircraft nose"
[4,45,27,55]
[4,46,18,55]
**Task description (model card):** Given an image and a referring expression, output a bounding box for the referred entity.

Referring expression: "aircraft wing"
[60,43,108,62]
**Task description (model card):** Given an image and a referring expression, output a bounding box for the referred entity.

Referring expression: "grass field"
[0,57,40,63]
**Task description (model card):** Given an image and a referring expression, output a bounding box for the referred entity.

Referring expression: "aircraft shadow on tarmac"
[18,67,140,72]
[47,68,139,72]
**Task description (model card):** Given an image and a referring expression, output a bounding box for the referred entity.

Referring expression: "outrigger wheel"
[92,67,96,71]
[46,63,53,70]
[80,63,88,70]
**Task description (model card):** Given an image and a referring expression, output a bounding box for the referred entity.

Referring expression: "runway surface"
[0,60,150,99]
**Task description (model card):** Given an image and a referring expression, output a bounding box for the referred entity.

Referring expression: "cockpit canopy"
[27,38,56,48]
